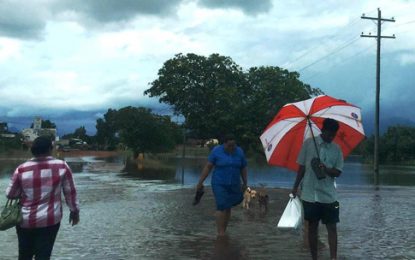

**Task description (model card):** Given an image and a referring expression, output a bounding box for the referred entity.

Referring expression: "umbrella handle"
[307,119,320,160]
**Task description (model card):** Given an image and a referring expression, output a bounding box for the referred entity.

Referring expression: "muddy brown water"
[0,156,414,259]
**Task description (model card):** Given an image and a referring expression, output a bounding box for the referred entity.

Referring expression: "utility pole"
[181,126,186,185]
[361,8,395,186]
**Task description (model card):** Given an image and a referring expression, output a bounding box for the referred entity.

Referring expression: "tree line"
[2,53,414,163]
[68,53,415,163]
[61,52,321,156]
[360,126,415,163]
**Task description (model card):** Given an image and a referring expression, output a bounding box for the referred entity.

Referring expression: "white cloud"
[398,53,415,65]
[0,38,22,61]
[0,0,413,132]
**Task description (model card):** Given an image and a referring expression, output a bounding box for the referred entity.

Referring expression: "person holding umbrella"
[291,118,343,260]
[260,95,364,259]
[196,134,248,237]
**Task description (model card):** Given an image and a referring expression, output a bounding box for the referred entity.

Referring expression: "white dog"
[242,187,257,209]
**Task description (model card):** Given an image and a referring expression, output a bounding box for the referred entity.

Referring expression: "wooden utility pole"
[181,126,186,185]
[361,8,395,185]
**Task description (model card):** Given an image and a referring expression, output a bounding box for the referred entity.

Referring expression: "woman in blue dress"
[196,134,248,236]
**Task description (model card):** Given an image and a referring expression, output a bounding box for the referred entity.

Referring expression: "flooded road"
[0,156,415,259]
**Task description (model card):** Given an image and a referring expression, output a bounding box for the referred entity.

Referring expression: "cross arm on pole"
[361,15,395,22]
[361,34,396,39]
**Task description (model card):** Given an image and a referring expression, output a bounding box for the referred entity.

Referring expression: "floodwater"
[0,155,414,259]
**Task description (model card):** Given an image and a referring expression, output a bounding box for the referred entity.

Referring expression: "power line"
[384,24,414,35]
[297,36,360,72]
[301,43,375,82]
[283,18,362,70]
[395,19,415,27]
[283,8,378,70]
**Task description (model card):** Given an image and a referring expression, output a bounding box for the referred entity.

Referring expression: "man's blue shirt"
[208,145,247,185]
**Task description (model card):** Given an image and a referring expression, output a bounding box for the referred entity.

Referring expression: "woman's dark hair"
[222,134,236,143]
[31,136,53,156]
[322,118,340,132]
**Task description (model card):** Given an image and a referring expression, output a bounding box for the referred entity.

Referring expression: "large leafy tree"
[145,53,322,150]
[239,66,323,150]
[95,106,181,155]
[144,53,247,139]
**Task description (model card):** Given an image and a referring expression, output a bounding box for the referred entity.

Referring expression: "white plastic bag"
[277,195,303,229]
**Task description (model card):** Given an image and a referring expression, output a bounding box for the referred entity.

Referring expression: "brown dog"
[242,187,257,209]
[257,190,269,212]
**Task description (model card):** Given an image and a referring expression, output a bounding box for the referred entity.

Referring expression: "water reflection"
[2,155,415,188]
[212,235,249,260]
[66,161,84,173]
[122,167,176,181]
[0,155,415,259]
[0,159,22,178]
[121,158,176,181]
[176,158,415,188]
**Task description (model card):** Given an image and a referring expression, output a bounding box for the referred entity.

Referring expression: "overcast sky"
[0,0,414,135]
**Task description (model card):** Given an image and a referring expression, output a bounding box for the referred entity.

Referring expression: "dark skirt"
[212,184,243,211]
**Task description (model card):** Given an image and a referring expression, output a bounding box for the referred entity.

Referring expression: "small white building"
[22,128,39,142]
[22,117,57,142]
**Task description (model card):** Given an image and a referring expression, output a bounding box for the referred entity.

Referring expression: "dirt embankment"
[0,150,31,160]
[57,150,122,158]
[0,149,122,160]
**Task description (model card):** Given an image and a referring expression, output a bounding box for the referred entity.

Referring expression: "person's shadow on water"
[212,235,249,260]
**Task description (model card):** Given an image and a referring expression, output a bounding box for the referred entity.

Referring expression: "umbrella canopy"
[260,95,365,172]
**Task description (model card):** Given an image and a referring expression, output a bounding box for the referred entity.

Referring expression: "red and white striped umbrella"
[260,95,365,172]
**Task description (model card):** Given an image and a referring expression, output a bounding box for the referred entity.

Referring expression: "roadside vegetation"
[361,125,415,164]
[1,53,414,165]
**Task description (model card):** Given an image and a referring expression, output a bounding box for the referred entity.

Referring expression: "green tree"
[238,66,323,150]
[95,106,181,155]
[30,119,56,129]
[145,53,323,151]
[362,126,415,163]
[0,133,24,153]
[95,109,119,150]
[144,53,247,140]
[73,126,87,140]
[62,126,92,145]
[116,107,179,156]
[381,126,415,162]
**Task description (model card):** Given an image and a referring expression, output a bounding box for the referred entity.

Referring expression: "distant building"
[0,122,16,138]
[0,122,8,133]
[33,117,42,130]
[22,128,39,142]
[0,133,16,138]
[22,117,57,143]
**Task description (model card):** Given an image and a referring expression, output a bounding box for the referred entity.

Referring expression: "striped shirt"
[5,156,79,228]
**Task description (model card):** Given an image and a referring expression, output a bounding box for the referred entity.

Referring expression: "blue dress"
[209,145,247,210]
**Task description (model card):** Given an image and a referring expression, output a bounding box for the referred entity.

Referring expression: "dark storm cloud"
[0,0,185,39]
[0,0,272,40]
[197,0,273,15]
[0,2,48,39]
[53,0,184,23]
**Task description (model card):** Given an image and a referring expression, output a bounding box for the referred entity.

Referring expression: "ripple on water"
[1,159,415,259]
